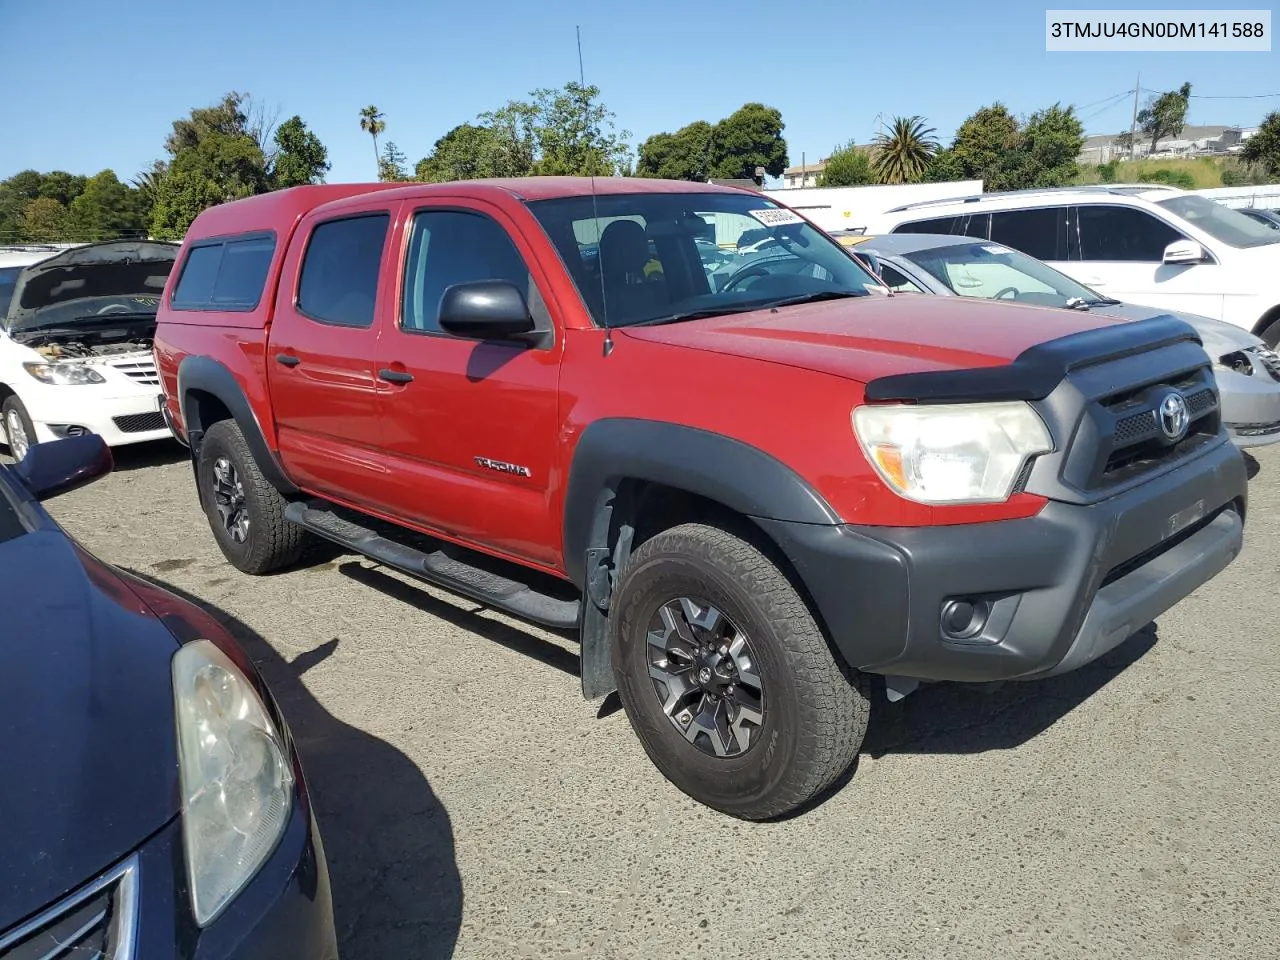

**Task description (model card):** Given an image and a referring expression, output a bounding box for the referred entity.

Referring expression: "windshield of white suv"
[1156,194,1280,249]
[525,192,884,327]
[904,240,1117,309]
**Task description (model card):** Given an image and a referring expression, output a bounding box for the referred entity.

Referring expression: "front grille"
[112,411,166,434]
[0,856,137,960]
[107,357,160,387]
[1248,345,1280,381]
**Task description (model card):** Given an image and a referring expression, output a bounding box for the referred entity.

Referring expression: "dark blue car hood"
[0,523,180,930]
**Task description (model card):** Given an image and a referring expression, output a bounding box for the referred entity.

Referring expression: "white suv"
[867,185,1280,344]
[0,240,178,460]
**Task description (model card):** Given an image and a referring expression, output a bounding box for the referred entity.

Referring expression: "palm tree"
[359,106,386,177]
[871,116,939,184]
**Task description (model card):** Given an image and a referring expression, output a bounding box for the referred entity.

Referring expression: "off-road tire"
[610,521,871,820]
[197,419,304,574]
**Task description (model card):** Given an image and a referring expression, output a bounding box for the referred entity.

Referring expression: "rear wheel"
[197,419,305,574]
[1,396,35,461]
[610,522,870,820]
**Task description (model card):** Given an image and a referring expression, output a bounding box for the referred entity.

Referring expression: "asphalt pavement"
[39,439,1280,960]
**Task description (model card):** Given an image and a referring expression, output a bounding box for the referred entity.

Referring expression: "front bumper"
[759,437,1247,684]
[24,387,171,448]
[132,778,336,958]
[1216,364,1280,448]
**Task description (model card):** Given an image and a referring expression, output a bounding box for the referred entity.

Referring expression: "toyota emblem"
[1157,392,1190,442]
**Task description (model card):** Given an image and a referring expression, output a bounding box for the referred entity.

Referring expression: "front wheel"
[2,395,36,461]
[610,522,870,820]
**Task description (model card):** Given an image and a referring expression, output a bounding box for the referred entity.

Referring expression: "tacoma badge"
[474,456,532,478]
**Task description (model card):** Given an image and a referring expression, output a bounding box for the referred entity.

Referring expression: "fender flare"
[176,355,299,495]
[561,418,840,588]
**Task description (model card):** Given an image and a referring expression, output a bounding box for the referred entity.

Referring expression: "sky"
[1,0,1277,186]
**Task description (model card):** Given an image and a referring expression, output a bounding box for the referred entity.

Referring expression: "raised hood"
[4,239,177,329]
[620,294,1129,384]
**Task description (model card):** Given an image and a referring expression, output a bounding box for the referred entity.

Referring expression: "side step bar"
[284,501,582,630]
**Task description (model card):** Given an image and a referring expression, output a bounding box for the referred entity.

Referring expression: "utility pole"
[1129,73,1141,161]
[801,151,806,188]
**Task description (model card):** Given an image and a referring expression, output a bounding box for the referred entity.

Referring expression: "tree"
[707,103,788,180]
[1114,130,1134,152]
[949,103,1020,188]
[415,82,632,181]
[816,141,874,186]
[923,146,967,183]
[378,141,410,181]
[871,116,938,184]
[69,170,148,240]
[149,92,270,239]
[1240,111,1280,179]
[1013,103,1085,187]
[21,197,70,241]
[1137,82,1192,154]
[635,121,714,180]
[38,172,87,207]
[415,123,504,182]
[0,171,43,241]
[272,115,330,188]
[359,105,386,176]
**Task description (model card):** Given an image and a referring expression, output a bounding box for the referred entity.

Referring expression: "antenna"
[577,25,613,357]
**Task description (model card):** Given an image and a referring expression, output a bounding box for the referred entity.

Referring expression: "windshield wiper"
[632,305,764,327]
[69,312,157,322]
[763,290,867,309]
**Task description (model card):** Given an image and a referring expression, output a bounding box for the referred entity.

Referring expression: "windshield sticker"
[981,244,1013,255]
[131,296,159,307]
[748,208,805,227]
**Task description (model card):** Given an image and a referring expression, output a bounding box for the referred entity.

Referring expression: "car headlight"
[172,639,294,927]
[852,400,1054,504]
[22,361,106,385]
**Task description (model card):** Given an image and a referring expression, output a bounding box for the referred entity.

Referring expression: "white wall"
[1194,185,1280,211]
[762,181,984,232]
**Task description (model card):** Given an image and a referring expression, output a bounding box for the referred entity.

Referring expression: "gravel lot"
[32,439,1280,960]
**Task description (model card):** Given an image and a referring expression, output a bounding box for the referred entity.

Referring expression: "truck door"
[266,203,397,504]
[373,198,565,570]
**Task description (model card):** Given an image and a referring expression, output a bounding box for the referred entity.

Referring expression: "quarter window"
[989,207,1067,261]
[171,235,276,311]
[1075,205,1185,262]
[401,210,532,334]
[297,214,390,328]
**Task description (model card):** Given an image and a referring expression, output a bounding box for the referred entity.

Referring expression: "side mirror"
[1162,240,1208,265]
[438,281,537,342]
[12,433,113,501]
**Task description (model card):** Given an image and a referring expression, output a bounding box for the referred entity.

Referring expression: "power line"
[1189,92,1280,100]
[1078,89,1135,111]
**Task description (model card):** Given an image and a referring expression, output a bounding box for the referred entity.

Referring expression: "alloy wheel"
[646,597,765,758]
[5,409,29,461]
[211,457,250,543]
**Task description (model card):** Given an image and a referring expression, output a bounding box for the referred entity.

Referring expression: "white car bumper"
[18,354,172,448]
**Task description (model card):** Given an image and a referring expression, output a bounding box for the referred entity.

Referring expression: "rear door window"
[989,207,1067,261]
[297,214,390,328]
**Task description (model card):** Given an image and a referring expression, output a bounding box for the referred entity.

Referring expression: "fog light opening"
[940,598,990,641]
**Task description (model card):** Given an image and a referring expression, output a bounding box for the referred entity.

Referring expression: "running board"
[284,502,582,630]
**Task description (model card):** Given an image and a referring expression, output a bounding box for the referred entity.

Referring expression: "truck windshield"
[1156,194,1280,249]
[525,192,884,327]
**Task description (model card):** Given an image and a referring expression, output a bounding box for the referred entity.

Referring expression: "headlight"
[23,361,106,385]
[172,639,294,926]
[852,400,1053,504]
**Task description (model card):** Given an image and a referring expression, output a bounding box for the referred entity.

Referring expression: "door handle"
[378,368,414,384]
[275,353,301,367]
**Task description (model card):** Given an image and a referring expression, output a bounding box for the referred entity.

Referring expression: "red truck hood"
[620,295,1126,384]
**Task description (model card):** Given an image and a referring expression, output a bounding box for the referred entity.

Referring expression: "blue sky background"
[2,0,1276,184]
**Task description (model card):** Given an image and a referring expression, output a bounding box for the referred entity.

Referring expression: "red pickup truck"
[154,178,1246,820]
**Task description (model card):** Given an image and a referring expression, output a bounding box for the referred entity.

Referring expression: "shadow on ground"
[861,622,1159,758]
[105,439,189,472]
[126,570,464,960]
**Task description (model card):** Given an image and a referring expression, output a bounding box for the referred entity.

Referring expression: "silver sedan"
[835,231,1280,449]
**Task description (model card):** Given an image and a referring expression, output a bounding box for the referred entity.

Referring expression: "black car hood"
[0,524,180,929]
[4,239,176,328]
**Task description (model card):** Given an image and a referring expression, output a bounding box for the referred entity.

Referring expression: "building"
[1077,125,1259,163]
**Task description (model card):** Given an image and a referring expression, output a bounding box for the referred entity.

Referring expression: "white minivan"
[868,185,1280,345]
